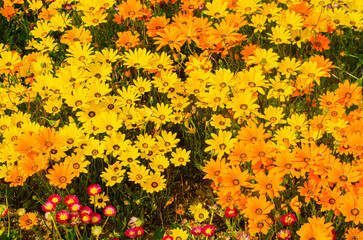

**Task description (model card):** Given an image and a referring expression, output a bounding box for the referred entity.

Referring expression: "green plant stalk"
[5,186,10,238]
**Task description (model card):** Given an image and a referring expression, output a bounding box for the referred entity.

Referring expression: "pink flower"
[202,225,215,237]
[162,235,173,240]
[276,229,291,240]
[0,205,8,217]
[135,227,144,237]
[225,207,239,218]
[87,184,102,196]
[56,210,70,224]
[42,201,56,212]
[64,195,79,207]
[125,228,137,238]
[280,213,297,226]
[69,203,82,212]
[80,213,91,223]
[104,205,116,216]
[191,226,202,236]
[64,4,72,11]
[90,213,101,224]
[80,206,92,215]
[69,212,80,225]
[48,194,62,205]
[332,230,337,240]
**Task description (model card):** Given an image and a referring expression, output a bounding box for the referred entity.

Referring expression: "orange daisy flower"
[310,33,330,52]
[19,212,38,230]
[46,163,76,189]
[6,165,28,187]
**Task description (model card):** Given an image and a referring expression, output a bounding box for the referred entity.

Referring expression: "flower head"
[87,184,102,196]
[191,227,202,236]
[64,195,79,207]
[80,206,92,215]
[90,213,101,224]
[104,205,117,216]
[48,194,62,205]
[202,225,215,237]
[92,226,103,236]
[17,208,26,216]
[80,213,91,223]
[19,212,38,230]
[0,204,8,217]
[125,228,137,238]
[276,229,291,240]
[69,203,82,212]
[162,236,173,240]
[135,227,144,237]
[225,207,239,218]
[281,213,297,226]
[56,210,70,224]
[69,212,80,225]
[42,201,56,212]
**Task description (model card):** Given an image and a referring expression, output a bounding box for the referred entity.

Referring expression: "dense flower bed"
[0,0,362,239]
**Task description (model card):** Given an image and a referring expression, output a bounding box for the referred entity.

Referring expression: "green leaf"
[154,228,165,240]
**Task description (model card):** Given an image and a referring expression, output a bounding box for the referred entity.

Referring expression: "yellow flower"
[205,130,238,159]
[90,193,110,209]
[141,172,166,193]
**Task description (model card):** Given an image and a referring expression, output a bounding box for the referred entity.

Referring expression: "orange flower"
[309,55,333,77]
[317,187,342,215]
[328,162,361,191]
[310,33,330,52]
[339,193,363,225]
[335,80,362,108]
[114,0,142,22]
[203,158,227,183]
[46,163,76,189]
[154,25,185,52]
[145,16,170,38]
[216,187,240,209]
[116,31,140,50]
[14,132,39,155]
[18,152,48,178]
[35,127,60,153]
[297,179,322,203]
[6,165,28,187]
[220,165,253,190]
[242,195,274,221]
[253,171,286,198]
[237,121,271,143]
[0,6,16,21]
[19,212,38,230]
[60,26,93,46]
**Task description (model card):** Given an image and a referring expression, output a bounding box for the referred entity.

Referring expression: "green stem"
[5,186,10,238]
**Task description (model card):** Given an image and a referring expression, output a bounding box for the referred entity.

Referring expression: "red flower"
[48,194,62,205]
[90,213,101,224]
[276,229,291,240]
[191,226,202,236]
[56,210,70,224]
[135,227,144,237]
[103,206,117,216]
[80,206,92,215]
[87,184,102,196]
[281,213,297,226]
[80,213,91,223]
[202,225,215,237]
[225,207,239,218]
[162,236,173,240]
[64,195,79,207]
[42,201,56,212]
[125,228,137,238]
